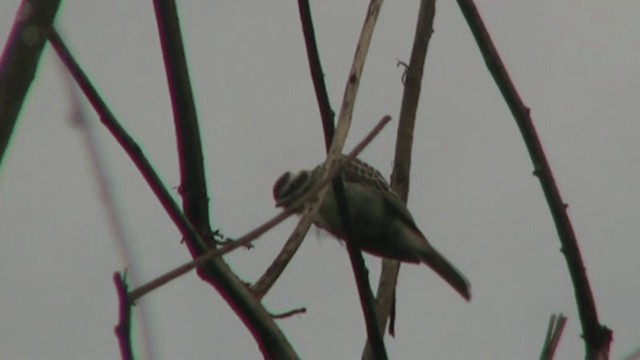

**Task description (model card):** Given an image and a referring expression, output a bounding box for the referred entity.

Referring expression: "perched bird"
[273,156,471,301]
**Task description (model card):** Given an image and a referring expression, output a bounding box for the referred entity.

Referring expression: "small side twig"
[271,308,308,320]
[114,272,135,360]
[455,0,612,357]
[539,314,568,360]
[296,0,335,149]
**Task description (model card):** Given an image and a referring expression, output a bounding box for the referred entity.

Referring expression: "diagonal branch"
[48,29,209,255]
[455,0,612,358]
[49,27,296,359]
[0,0,63,165]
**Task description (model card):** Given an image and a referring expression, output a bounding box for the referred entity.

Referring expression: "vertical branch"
[321,1,387,358]
[152,1,209,231]
[364,1,436,358]
[455,0,611,358]
[296,0,336,148]
[114,273,135,360]
[325,0,383,163]
[152,2,299,359]
[0,0,63,164]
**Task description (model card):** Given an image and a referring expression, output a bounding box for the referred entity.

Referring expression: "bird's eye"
[273,171,311,204]
[287,172,310,197]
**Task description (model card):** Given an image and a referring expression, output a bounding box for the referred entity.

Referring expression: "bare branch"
[152,1,209,233]
[455,0,612,357]
[152,3,301,357]
[0,0,63,164]
[48,29,209,250]
[364,1,436,358]
[316,1,387,358]
[296,0,335,149]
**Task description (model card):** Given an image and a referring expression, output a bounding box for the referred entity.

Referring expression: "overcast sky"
[1,1,639,359]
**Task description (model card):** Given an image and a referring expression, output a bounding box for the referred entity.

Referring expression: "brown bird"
[273,156,471,301]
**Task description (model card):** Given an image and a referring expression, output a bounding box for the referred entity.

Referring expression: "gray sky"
[1,1,639,359]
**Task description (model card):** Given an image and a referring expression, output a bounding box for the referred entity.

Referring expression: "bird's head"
[272,169,314,208]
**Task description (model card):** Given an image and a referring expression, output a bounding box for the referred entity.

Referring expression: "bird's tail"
[419,248,471,301]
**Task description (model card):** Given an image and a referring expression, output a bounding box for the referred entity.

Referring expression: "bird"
[272,155,471,301]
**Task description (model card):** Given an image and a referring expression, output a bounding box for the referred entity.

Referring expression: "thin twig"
[271,308,308,320]
[364,1,436,358]
[128,116,391,302]
[455,0,612,357]
[539,314,568,360]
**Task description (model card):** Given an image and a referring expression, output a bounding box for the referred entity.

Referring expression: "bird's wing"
[340,157,422,231]
[340,157,394,193]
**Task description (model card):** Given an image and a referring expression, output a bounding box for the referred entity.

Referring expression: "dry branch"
[0,0,63,164]
[455,0,612,357]
[364,1,436,358]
